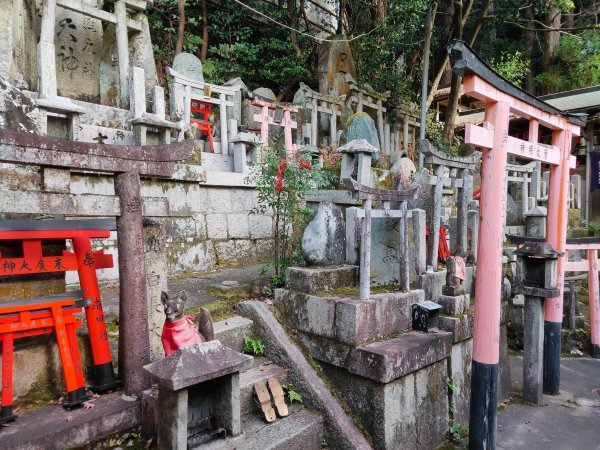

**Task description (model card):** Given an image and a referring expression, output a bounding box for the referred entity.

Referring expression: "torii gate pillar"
[447,40,582,450]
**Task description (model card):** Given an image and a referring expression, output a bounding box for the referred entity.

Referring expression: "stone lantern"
[513,241,562,404]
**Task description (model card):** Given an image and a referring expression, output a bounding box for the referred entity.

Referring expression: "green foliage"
[588,221,600,236]
[246,147,328,287]
[447,377,458,394]
[536,32,600,94]
[449,423,469,445]
[350,0,427,103]
[490,51,530,88]
[282,383,303,404]
[243,336,265,356]
[425,112,462,156]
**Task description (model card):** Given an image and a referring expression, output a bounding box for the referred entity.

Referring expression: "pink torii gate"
[447,41,583,449]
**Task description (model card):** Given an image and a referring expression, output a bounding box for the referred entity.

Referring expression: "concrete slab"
[239,362,288,419]
[497,356,600,450]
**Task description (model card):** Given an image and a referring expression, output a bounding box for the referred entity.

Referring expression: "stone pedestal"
[143,340,253,448]
[232,132,259,173]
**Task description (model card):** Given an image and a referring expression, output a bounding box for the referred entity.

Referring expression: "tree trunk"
[543,6,561,74]
[442,0,463,146]
[525,5,535,94]
[198,0,208,61]
[426,0,490,110]
[288,0,301,57]
[175,0,185,55]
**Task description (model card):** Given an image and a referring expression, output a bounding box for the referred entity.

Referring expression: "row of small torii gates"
[447,41,590,449]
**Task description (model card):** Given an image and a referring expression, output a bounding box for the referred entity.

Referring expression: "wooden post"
[359,199,372,301]
[376,99,385,153]
[116,172,150,395]
[469,101,510,450]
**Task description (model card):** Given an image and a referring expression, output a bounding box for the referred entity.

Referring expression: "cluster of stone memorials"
[0,0,594,449]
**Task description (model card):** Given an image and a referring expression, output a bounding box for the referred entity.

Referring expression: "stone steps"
[198,408,323,450]
[239,358,288,419]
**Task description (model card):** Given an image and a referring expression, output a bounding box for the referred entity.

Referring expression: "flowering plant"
[247,147,327,287]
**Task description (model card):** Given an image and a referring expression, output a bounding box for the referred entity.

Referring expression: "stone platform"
[275,264,477,450]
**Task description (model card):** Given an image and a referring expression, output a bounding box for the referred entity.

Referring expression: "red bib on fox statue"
[161,316,204,356]
[160,290,215,356]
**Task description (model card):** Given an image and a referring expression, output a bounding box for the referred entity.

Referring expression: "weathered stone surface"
[237,301,372,450]
[322,358,449,450]
[414,269,447,301]
[143,340,253,391]
[389,157,417,188]
[347,331,453,383]
[172,52,204,84]
[342,112,380,158]
[439,314,473,343]
[285,265,358,293]
[243,409,323,450]
[301,201,345,266]
[336,290,424,345]
[438,294,470,315]
[414,360,449,450]
[274,290,339,338]
[0,392,140,450]
[214,316,254,353]
[499,323,512,402]
[506,193,521,225]
[275,288,424,346]
[449,338,473,424]
[297,333,353,368]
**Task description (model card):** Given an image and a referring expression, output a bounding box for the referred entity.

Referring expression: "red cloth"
[161,316,203,356]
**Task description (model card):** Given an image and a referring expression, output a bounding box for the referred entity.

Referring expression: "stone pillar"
[399,202,409,291]
[403,114,409,154]
[427,165,445,270]
[330,106,338,147]
[157,388,188,449]
[215,373,241,436]
[38,0,58,98]
[523,296,544,404]
[531,161,541,199]
[219,93,229,154]
[412,209,427,275]
[456,169,472,257]
[345,207,360,265]
[311,98,318,147]
[359,199,372,301]
[467,209,479,264]
[115,0,130,109]
[116,172,150,395]
[153,86,170,144]
[130,67,147,145]
[143,219,168,361]
[356,153,372,186]
[232,133,258,173]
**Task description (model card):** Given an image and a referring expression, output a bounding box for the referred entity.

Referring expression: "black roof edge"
[447,40,587,128]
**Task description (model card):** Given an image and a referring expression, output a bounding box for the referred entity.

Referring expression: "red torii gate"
[447,41,583,449]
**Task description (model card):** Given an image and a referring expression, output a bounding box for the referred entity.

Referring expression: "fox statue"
[161,290,214,356]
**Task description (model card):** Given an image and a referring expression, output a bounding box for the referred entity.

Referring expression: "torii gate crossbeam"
[447,40,584,450]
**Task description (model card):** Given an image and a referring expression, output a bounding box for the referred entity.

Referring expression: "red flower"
[299,159,312,170]
[275,174,283,192]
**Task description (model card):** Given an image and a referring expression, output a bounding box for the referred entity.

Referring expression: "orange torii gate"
[447,41,584,449]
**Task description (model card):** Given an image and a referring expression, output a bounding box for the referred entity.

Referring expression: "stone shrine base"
[276,264,476,450]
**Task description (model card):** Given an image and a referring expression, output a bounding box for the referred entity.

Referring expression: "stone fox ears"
[160,290,188,305]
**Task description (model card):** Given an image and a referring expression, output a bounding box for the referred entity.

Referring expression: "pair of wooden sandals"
[254,377,289,423]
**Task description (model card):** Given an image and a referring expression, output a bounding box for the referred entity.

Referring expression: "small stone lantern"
[513,241,561,297]
[412,301,442,333]
[513,241,562,405]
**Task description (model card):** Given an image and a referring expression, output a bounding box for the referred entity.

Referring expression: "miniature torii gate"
[447,41,583,449]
